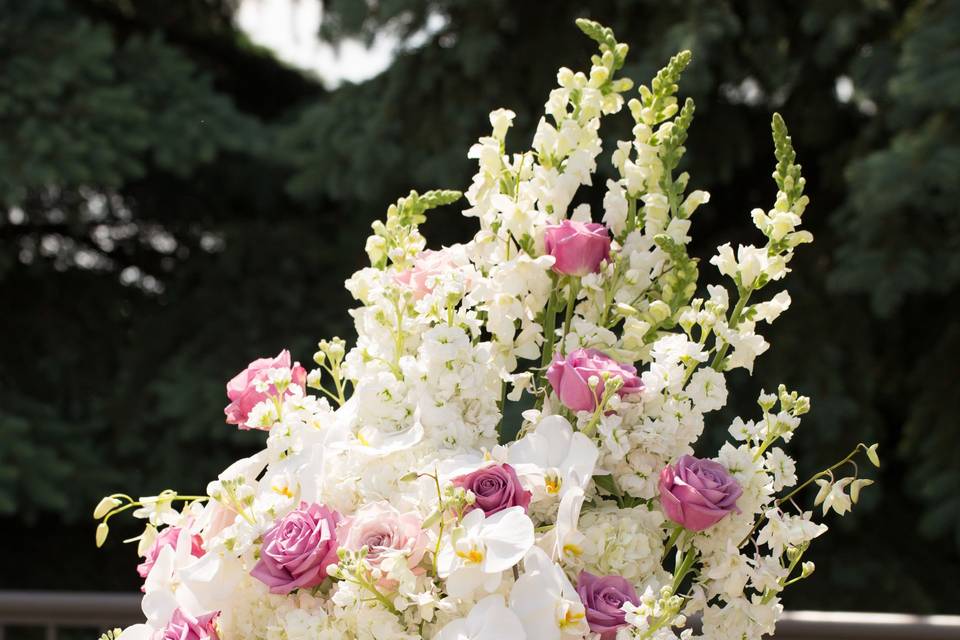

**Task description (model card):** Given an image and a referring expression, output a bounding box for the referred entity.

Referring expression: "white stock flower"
[686,367,728,412]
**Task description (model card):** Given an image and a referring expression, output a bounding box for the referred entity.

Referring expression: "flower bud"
[93,496,122,520]
[96,522,109,548]
[648,300,671,324]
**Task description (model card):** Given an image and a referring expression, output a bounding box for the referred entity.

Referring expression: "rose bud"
[659,455,742,531]
[547,348,643,413]
[544,219,611,277]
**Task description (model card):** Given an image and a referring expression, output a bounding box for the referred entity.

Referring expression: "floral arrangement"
[96,19,878,640]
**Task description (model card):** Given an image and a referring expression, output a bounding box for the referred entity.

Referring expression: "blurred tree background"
[1,0,957,613]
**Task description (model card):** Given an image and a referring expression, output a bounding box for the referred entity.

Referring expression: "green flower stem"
[710,286,752,371]
[352,574,399,615]
[561,278,581,353]
[739,443,873,548]
[671,548,697,592]
[661,524,684,562]
[625,195,638,235]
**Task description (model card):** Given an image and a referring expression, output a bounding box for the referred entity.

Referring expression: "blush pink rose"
[137,527,204,581]
[250,502,341,595]
[452,463,532,516]
[546,348,643,413]
[161,608,219,640]
[394,249,456,299]
[337,502,428,579]
[224,349,306,430]
[659,455,742,531]
[544,219,611,277]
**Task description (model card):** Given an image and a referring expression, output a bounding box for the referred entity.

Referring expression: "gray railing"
[0,591,958,639]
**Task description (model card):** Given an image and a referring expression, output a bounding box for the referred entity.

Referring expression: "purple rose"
[250,501,341,594]
[576,571,640,640]
[659,455,742,531]
[544,219,611,277]
[547,348,643,413]
[162,608,219,640]
[452,463,532,516]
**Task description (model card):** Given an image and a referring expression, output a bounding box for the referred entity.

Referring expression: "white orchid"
[509,416,598,499]
[436,595,526,640]
[437,506,534,599]
[509,546,589,639]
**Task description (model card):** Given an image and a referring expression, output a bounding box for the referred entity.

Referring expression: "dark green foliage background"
[1,0,957,612]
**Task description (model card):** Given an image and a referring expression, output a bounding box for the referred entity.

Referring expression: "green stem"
[626,196,638,234]
[354,575,399,614]
[661,525,684,562]
[561,278,581,353]
[739,443,871,548]
[710,287,752,371]
[670,545,698,593]
[540,289,559,369]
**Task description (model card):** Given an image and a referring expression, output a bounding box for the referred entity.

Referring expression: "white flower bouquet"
[96,19,878,640]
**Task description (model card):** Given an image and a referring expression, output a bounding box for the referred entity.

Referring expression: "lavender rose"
[162,608,219,640]
[659,455,742,531]
[250,501,341,594]
[452,463,532,516]
[576,571,640,640]
[544,219,611,276]
[547,348,643,413]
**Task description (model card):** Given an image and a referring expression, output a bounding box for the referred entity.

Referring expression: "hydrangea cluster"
[96,19,878,640]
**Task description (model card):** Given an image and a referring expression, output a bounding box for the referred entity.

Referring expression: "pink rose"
[452,463,532,516]
[659,455,742,531]
[546,348,643,413]
[544,220,611,277]
[250,502,341,595]
[161,608,219,640]
[576,571,640,640]
[394,249,456,299]
[337,502,428,579]
[224,349,306,430]
[137,527,204,581]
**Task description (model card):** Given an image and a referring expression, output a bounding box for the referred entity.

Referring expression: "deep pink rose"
[250,502,341,595]
[394,249,456,299]
[546,348,643,413]
[544,220,611,277]
[137,527,204,581]
[337,502,428,582]
[576,571,640,640]
[452,463,532,516]
[161,608,219,640]
[224,349,306,430]
[659,455,742,531]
